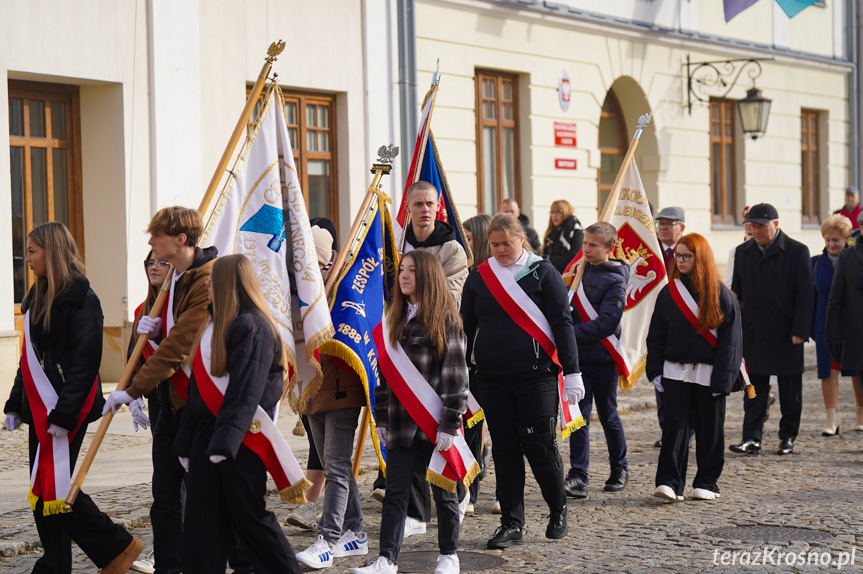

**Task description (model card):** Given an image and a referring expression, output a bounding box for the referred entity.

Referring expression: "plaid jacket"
[374,319,468,449]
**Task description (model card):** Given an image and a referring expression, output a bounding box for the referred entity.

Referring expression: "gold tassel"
[465,410,485,429]
[561,416,586,440]
[426,470,458,494]
[293,419,306,437]
[746,384,756,399]
[279,478,313,505]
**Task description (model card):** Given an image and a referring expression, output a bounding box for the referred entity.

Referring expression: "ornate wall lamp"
[687,55,773,140]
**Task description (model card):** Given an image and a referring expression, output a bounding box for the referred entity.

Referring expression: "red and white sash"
[192,323,310,503]
[137,282,191,400]
[372,321,480,493]
[571,275,632,379]
[464,391,484,429]
[477,258,585,439]
[667,278,751,389]
[21,311,97,515]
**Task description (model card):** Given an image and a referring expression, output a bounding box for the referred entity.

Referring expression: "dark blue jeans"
[567,362,627,483]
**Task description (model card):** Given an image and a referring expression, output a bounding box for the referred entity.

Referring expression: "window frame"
[475,69,521,213]
[800,109,820,225]
[709,99,737,225]
[8,80,84,316]
[597,90,628,216]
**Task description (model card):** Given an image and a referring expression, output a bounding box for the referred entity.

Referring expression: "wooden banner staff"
[566,113,652,293]
[65,41,287,509]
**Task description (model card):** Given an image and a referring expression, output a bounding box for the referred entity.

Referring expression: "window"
[709,99,736,224]
[598,91,628,214]
[8,80,83,307]
[248,87,339,226]
[801,109,820,225]
[475,70,520,213]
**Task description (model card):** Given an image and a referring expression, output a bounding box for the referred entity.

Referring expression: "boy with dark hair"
[103,206,217,574]
[565,221,630,498]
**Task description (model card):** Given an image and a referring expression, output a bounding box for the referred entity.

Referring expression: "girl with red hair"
[646,233,742,502]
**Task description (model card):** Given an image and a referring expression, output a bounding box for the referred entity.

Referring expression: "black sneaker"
[603,466,629,492]
[729,439,761,455]
[546,505,568,539]
[564,475,588,499]
[487,524,524,549]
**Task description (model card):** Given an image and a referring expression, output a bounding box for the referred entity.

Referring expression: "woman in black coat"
[4,222,142,573]
[175,254,301,574]
[646,233,742,502]
[542,199,584,274]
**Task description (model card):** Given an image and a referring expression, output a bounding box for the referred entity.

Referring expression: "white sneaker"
[458,494,469,524]
[349,556,398,574]
[653,485,683,502]
[130,549,155,574]
[296,535,334,569]
[465,503,475,515]
[333,530,369,558]
[691,488,720,500]
[286,501,318,530]
[372,488,386,503]
[403,516,427,538]
[492,500,501,514]
[434,553,460,574]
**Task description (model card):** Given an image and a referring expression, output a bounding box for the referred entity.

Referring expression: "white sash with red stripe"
[21,311,97,515]
[667,278,750,386]
[477,258,585,439]
[571,276,632,378]
[192,323,310,503]
[372,321,480,493]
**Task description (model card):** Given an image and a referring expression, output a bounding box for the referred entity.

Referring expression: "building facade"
[1,0,857,395]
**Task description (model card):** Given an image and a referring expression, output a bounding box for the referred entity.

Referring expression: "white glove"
[652,376,664,393]
[47,424,68,437]
[563,373,585,405]
[376,427,387,448]
[129,398,150,432]
[102,390,134,415]
[209,454,226,464]
[178,457,190,472]
[435,431,456,452]
[137,316,162,340]
[4,413,21,431]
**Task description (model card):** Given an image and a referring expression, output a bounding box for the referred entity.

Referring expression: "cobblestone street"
[2,344,862,572]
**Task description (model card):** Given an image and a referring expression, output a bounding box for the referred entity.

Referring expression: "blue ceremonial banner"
[320,195,398,468]
[417,133,472,266]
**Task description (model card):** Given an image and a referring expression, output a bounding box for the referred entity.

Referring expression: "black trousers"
[742,374,802,441]
[379,440,459,564]
[151,405,186,574]
[373,465,432,522]
[29,424,132,573]
[478,369,565,528]
[655,379,726,496]
[183,422,301,574]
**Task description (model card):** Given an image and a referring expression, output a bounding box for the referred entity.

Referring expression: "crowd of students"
[5,184,861,574]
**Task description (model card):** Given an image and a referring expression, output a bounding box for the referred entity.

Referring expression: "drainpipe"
[397,0,417,189]
[849,0,859,190]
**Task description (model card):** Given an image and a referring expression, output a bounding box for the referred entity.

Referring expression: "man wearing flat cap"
[730,203,813,456]
[833,186,861,230]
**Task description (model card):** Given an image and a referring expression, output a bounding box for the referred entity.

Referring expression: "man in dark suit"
[730,203,813,456]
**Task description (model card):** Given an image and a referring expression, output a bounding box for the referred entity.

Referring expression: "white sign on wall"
[559,70,571,112]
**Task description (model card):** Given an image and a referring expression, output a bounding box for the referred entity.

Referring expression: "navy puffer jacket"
[572,260,628,365]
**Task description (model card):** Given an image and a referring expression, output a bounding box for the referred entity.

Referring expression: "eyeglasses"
[673,252,693,262]
[657,221,682,229]
[144,259,170,269]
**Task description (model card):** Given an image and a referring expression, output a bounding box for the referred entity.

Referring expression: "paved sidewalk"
[2,343,862,572]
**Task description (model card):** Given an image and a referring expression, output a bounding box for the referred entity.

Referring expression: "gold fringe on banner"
[279,478,314,505]
[619,355,647,392]
[426,459,481,494]
[465,410,485,429]
[561,416,586,440]
[30,489,72,516]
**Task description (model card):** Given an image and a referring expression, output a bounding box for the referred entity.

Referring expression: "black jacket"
[731,229,813,376]
[646,276,743,394]
[572,260,628,365]
[518,213,542,253]
[825,240,863,371]
[462,254,580,376]
[175,309,284,459]
[5,273,106,430]
[543,215,584,274]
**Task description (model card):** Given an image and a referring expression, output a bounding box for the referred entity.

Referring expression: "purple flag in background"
[774,0,820,18]
[724,0,761,21]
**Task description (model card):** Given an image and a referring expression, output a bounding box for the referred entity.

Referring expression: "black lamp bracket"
[686,55,773,115]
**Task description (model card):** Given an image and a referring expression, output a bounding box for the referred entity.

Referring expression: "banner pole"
[65,41,287,509]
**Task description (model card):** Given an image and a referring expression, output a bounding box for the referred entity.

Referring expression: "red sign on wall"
[555,158,577,170]
[554,122,577,147]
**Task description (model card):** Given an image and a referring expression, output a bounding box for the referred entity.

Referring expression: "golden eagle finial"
[266,40,286,64]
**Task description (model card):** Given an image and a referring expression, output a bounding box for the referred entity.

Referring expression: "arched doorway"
[597,91,628,215]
